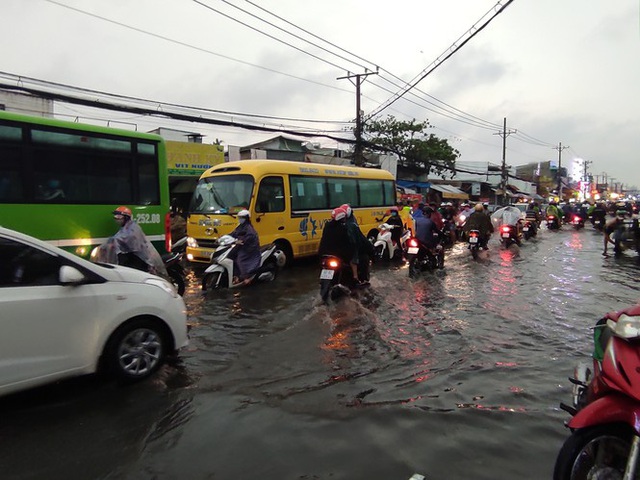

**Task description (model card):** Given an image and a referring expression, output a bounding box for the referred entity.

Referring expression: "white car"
[0,226,189,397]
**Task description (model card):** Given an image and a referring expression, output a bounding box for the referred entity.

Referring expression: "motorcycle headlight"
[610,314,640,339]
[186,236,198,248]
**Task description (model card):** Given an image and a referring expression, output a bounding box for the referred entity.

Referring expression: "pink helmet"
[331,206,347,221]
[340,203,352,217]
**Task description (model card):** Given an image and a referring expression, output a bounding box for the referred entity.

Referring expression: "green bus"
[0,110,171,258]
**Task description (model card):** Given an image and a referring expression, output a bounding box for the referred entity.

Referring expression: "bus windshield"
[189,175,254,214]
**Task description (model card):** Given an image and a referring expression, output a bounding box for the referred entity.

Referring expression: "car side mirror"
[59,265,86,285]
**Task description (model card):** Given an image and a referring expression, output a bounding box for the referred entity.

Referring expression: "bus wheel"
[274,241,293,267]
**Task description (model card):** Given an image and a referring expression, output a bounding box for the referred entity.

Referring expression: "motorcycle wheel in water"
[318,255,367,303]
[554,306,640,480]
[570,215,585,230]
[467,229,481,259]
[406,237,443,277]
[522,221,537,240]
[162,251,186,296]
[498,224,520,248]
[547,215,560,230]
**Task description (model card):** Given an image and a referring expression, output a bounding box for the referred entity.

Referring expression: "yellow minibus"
[185,160,396,264]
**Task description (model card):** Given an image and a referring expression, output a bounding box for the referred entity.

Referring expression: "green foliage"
[363,115,459,177]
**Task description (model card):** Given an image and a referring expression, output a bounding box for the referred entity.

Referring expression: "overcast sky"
[2,0,639,188]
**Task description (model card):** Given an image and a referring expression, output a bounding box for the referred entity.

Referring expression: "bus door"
[254,176,286,245]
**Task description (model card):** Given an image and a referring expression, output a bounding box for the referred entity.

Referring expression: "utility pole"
[552,142,569,200]
[337,69,378,166]
[493,117,516,205]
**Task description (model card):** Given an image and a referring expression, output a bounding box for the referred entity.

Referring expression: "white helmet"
[237,209,250,218]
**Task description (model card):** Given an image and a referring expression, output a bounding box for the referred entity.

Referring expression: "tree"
[363,115,459,177]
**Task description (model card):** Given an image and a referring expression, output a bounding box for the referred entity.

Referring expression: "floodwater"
[2,224,640,480]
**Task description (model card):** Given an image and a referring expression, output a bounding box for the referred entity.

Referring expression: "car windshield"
[189,175,254,214]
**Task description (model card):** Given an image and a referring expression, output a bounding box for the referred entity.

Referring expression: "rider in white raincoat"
[491,205,523,228]
[95,206,167,277]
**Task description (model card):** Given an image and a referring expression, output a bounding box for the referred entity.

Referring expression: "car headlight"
[145,278,179,297]
[186,236,198,248]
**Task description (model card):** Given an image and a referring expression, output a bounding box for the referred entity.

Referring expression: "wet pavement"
[1,223,639,480]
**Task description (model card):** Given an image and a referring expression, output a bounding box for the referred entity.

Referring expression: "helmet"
[616,209,627,218]
[112,206,132,217]
[390,206,399,212]
[331,206,347,221]
[474,203,484,212]
[422,206,434,215]
[237,209,251,218]
[340,203,352,217]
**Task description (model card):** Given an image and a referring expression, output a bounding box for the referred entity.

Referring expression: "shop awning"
[397,179,431,189]
[429,184,469,200]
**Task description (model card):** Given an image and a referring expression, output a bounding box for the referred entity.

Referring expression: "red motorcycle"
[555,304,640,479]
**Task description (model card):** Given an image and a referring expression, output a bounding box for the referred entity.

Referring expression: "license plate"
[407,247,419,254]
[502,233,510,238]
[320,269,335,280]
[523,227,529,231]
[468,236,478,243]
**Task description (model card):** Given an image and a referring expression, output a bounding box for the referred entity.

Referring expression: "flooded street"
[2,225,640,480]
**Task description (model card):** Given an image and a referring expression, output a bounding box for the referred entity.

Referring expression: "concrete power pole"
[493,118,516,205]
[553,142,570,200]
[337,70,378,167]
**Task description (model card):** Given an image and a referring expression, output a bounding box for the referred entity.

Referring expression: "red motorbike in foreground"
[555,304,640,479]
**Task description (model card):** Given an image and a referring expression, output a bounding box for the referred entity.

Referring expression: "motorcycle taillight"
[408,238,419,248]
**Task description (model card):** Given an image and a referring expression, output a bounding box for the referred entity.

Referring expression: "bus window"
[256,176,285,213]
[359,179,386,207]
[137,151,160,205]
[327,177,357,208]
[0,147,23,202]
[290,175,328,211]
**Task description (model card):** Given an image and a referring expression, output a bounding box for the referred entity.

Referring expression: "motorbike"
[570,214,585,230]
[547,214,561,230]
[318,255,369,303]
[455,213,468,242]
[91,238,186,296]
[440,219,456,248]
[611,219,640,256]
[467,229,481,259]
[523,220,538,240]
[201,235,284,291]
[406,235,444,277]
[555,305,640,480]
[591,216,605,231]
[371,223,409,261]
[162,236,186,296]
[498,223,521,248]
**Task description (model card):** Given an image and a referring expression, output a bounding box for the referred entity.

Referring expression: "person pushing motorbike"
[107,206,167,276]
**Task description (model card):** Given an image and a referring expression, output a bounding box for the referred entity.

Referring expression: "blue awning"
[397,179,431,189]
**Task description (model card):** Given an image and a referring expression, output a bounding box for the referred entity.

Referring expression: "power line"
[368,0,516,118]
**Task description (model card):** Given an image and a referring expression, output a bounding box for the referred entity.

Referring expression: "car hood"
[89,262,164,284]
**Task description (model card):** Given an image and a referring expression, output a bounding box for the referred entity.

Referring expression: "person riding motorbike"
[107,206,167,276]
[464,203,494,249]
[385,206,405,246]
[414,206,440,252]
[341,203,373,285]
[228,209,261,285]
[318,206,352,265]
[603,209,628,256]
[546,201,563,223]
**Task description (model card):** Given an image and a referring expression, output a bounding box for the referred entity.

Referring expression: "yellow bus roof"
[200,160,395,180]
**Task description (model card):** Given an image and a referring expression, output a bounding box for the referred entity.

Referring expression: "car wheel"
[103,318,168,383]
